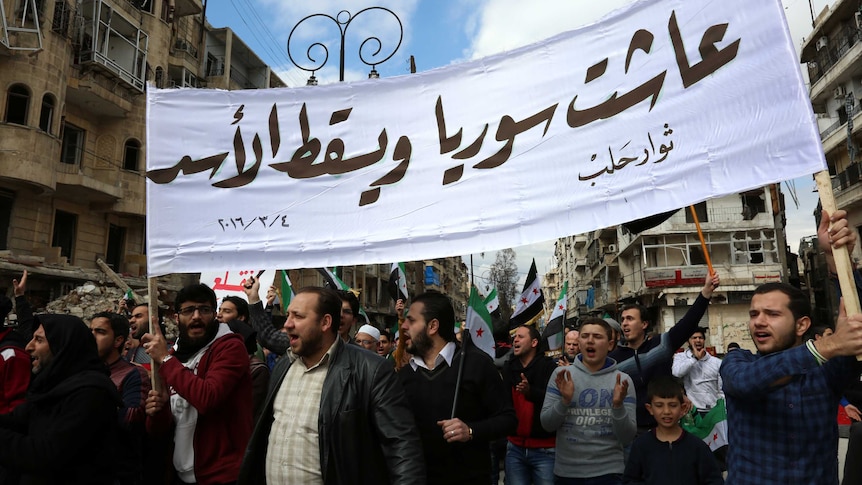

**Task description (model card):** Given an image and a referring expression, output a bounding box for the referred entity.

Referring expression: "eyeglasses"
[355,339,376,346]
[178,305,214,317]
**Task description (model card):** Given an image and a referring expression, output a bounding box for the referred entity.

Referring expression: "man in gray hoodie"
[542,317,637,485]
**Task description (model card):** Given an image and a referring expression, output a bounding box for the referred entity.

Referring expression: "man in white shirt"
[672,327,722,412]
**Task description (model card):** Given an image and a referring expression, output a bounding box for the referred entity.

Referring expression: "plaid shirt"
[265,342,337,485]
[720,344,860,485]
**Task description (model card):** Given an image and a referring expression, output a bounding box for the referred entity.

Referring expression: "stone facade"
[0,0,281,308]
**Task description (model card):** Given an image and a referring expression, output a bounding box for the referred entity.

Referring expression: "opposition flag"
[317,267,369,324]
[388,262,409,302]
[279,270,294,308]
[509,259,545,328]
[318,267,350,290]
[483,288,499,314]
[681,398,729,452]
[542,281,568,351]
[622,208,680,234]
[465,286,495,358]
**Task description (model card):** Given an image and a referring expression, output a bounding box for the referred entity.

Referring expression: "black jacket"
[623,429,723,484]
[239,338,426,484]
[0,314,122,485]
[502,354,557,441]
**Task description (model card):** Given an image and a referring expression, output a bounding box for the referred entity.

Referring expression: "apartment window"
[123,139,141,171]
[5,84,30,125]
[52,0,70,36]
[0,191,12,250]
[17,0,45,23]
[155,67,164,88]
[52,210,77,262]
[39,94,55,133]
[740,190,766,220]
[134,0,154,14]
[160,0,171,22]
[105,224,126,271]
[685,202,708,223]
[60,123,85,165]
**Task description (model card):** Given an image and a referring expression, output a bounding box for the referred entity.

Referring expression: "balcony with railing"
[822,102,862,155]
[808,28,862,87]
[662,205,772,229]
[820,103,862,139]
[75,0,149,93]
[832,162,862,210]
[54,154,124,203]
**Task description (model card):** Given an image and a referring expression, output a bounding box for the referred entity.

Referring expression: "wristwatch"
[468,427,474,440]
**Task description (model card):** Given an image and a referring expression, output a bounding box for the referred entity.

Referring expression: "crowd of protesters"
[0,210,861,484]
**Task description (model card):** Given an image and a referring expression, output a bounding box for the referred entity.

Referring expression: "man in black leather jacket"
[239,286,426,484]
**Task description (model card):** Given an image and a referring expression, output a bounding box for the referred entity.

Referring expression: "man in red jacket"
[503,325,558,484]
[143,283,252,485]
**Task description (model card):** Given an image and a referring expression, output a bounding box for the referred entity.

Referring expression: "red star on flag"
[713,433,718,442]
[476,327,484,338]
[532,288,539,294]
[520,297,528,304]
[558,304,564,310]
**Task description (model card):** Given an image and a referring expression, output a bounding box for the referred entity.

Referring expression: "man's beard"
[406,328,433,358]
[177,319,219,354]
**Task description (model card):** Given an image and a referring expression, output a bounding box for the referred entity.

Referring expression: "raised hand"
[701,272,720,299]
[12,270,27,297]
[555,369,575,405]
[816,298,862,360]
[612,373,629,408]
[243,274,262,304]
[515,372,531,395]
[142,316,169,364]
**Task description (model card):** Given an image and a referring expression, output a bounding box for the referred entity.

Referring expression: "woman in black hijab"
[0,314,122,485]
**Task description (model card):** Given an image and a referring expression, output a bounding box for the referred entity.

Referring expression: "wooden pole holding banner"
[814,171,862,322]
[147,277,162,393]
[688,206,715,276]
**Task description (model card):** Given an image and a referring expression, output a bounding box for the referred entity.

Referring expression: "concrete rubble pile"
[45,282,125,318]
[45,282,178,339]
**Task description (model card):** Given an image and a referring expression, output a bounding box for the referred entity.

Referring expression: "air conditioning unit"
[856,11,862,29]
[606,244,618,253]
[835,85,847,98]
[816,36,829,51]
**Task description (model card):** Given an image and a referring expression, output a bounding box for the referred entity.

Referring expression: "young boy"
[542,317,637,484]
[622,376,723,484]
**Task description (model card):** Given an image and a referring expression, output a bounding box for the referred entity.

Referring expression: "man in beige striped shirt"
[239,286,425,484]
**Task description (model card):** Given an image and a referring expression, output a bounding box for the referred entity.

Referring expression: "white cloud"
[466,0,631,60]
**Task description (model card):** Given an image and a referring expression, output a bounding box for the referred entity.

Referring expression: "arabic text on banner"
[145,0,823,276]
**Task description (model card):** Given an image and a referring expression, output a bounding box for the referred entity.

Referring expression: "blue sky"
[206,0,831,286]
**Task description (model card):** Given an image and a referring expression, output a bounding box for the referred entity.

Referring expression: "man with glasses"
[355,324,380,352]
[142,283,253,485]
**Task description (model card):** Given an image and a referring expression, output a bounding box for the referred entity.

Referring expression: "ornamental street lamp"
[287,7,403,84]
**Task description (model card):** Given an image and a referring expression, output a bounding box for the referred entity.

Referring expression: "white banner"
[146,0,824,276]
